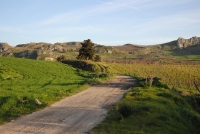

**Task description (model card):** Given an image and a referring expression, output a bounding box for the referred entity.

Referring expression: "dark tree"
[77,39,95,60]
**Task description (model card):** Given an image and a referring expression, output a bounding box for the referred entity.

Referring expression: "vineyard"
[108,61,200,95]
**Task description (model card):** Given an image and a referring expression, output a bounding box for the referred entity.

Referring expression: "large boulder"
[177,36,200,49]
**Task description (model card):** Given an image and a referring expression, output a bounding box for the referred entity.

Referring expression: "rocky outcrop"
[13,50,38,59]
[0,41,82,60]
[0,42,12,52]
[94,45,114,53]
[177,36,200,49]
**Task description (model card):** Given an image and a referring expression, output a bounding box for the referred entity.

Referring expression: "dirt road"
[0,75,136,134]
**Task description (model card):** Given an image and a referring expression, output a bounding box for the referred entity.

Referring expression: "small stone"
[35,99,42,105]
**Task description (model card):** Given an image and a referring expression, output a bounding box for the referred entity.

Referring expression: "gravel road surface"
[0,75,136,134]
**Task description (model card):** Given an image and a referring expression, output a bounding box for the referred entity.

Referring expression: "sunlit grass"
[108,62,200,95]
[91,84,200,134]
[91,62,200,133]
[0,57,90,124]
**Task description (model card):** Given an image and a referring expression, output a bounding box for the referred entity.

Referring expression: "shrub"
[117,101,134,118]
[57,55,66,61]
[94,55,102,62]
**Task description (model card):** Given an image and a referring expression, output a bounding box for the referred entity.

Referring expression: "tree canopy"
[77,39,95,60]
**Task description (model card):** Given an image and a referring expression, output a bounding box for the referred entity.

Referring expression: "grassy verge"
[90,79,200,134]
[0,57,110,124]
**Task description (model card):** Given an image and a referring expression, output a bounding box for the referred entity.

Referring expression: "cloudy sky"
[0,0,200,46]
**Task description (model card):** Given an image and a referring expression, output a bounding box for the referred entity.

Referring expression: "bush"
[57,55,66,61]
[117,101,134,118]
[94,55,102,62]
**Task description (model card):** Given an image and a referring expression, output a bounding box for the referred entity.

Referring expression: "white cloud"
[136,0,193,9]
[123,4,140,11]
[0,25,24,33]
[40,0,195,27]
[41,12,83,25]
[129,9,200,35]
[19,35,43,40]
[40,0,141,26]
[106,2,113,5]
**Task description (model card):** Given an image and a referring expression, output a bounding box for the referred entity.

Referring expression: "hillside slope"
[0,57,89,124]
[1,36,200,61]
[0,42,82,60]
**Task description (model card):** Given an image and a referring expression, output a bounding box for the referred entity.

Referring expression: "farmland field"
[90,61,200,134]
[108,61,200,94]
[1,56,200,133]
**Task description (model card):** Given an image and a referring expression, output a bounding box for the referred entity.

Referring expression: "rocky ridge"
[0,42,82,60]
[177,36,200,49]
[0,37,200,60]
[0,42,12,52]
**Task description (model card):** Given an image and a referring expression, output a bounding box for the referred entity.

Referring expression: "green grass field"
[91,80,200,134]
[1,56,200,133]
[0,57,91,124]
[162,51,200,61]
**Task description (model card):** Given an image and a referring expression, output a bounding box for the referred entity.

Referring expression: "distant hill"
[175,36,200,55]
[0,42,82,60]
[150,37,200,56]
[0,36,200,61]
